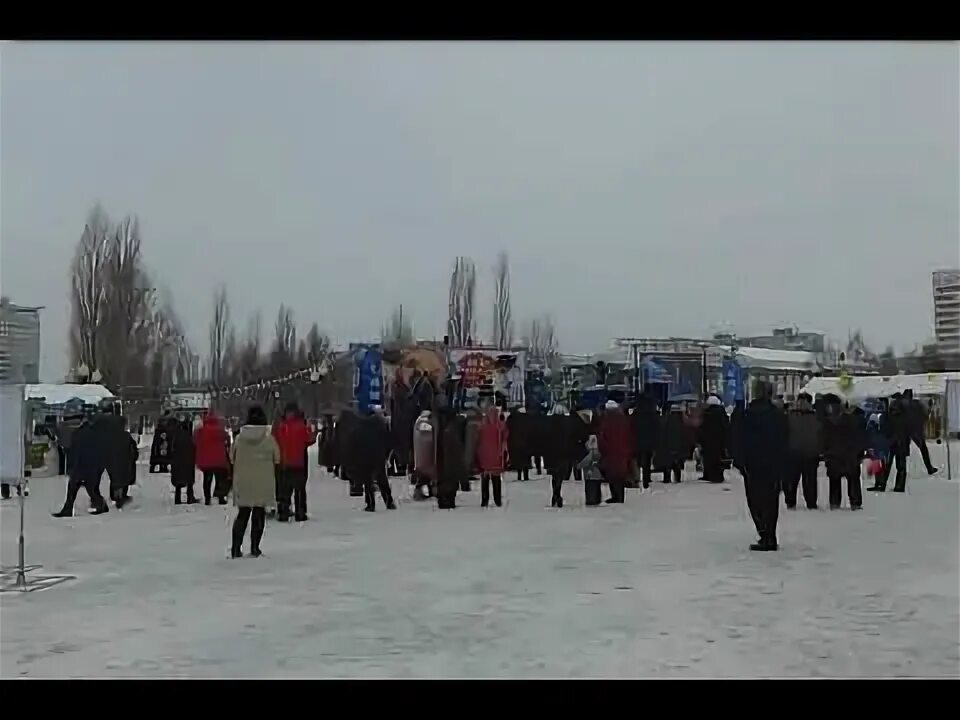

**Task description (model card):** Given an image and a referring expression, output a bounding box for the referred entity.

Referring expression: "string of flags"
[206,356,335,397]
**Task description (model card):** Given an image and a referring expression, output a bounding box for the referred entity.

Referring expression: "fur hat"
[706,395,722,407]
[605,400,619,410]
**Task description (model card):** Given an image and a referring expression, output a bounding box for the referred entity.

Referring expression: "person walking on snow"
[597,400,633,504]
[475,405,509,508]
[784,392,822,509]
[195,412,232,505]
[230,406,279,558]
[170,417,199,505]
[820,395,865,511]
[272,402,316,522]
[52,414,110,517]
[734,381,788,551]
[698,395,730,484]
[903,389,937,475]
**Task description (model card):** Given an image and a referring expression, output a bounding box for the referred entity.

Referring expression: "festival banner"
[354,346,383,412]
[721,358,744,406]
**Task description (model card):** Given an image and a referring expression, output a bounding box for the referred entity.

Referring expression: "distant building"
[933,269,960,352]
[0,297,42,384]
[736,327,826,354]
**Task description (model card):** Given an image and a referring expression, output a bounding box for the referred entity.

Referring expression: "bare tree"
[304,322,329,364]
[208,284,231,386]
[270,304,297,374]
[447,256,476,346]
[524,314,559,367]
[69,204,112,373]
[382,305,414,347]
[492,251,513,349]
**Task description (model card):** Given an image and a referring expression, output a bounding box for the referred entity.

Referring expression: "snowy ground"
[1,443,958,678]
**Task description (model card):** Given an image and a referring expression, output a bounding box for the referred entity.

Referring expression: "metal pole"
[16,384,27,590]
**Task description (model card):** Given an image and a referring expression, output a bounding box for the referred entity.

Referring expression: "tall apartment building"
[0,297,42,384]
[933,269,960,352]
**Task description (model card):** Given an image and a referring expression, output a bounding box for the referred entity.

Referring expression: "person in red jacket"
[597,400,633,504]
[194,413,232,505]
[475,405,509,508]
[272,402,316,522]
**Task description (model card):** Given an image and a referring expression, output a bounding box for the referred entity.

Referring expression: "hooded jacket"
[230,425,280,507]
[273,416,315,469]
[698,404,730,459]
[194,414,230,470]
[475,407,509,474]
[597,408,634,478]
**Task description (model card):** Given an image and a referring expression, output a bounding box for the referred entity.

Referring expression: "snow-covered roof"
[25,383,115,406]
[800,372,960,401]
[720,346,821,372]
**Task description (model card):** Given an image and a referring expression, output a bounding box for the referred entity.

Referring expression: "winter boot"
[174,488,183,505]
[186,487,200,505]
[364,489,376,512]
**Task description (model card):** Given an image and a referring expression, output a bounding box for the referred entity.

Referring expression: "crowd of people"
[22,369,938,558]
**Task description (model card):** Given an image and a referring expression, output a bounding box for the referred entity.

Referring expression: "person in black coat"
[52,416,110,517]
[734,382,788,551]
[150,413,173,473]
[337,409,362,494]
[870,393,911,492]
[525,407,549,475]
[903,389,937,475]
[698,396,730,484]
[655,404,691,484]
[506,408,532,481]
[91,406,136,509]
[436,408,466,509]
[389,381,417,477]
[350,407,395,512]
[544,408,583,508]
[169,418,198,504]
[631,393,660,489]
[821,396,865,510]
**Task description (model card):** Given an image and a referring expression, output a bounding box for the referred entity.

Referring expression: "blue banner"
[354,347,383,412]
[721,359,744,406]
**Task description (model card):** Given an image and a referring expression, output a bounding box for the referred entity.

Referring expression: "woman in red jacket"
[194,413,231,505]
[597,401,633,504]
[475,406,508,508]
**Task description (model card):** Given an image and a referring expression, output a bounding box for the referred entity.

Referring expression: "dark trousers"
[584,479,603,506]
[363,468,394,508]
[744,469,780,541]
[573,466,583,482]
[277,467,308,520]
[827,464,863,509]
[551,464,571,504]
[876,450,908,491]
[57,447,67,476]
[910,433,936,474]
[62,472,107,512]
[784,457,819,508]
[533,456,543,474]
[606,472,626,503]
[481,473,503,507]
[662,463,682,484]
[636,450,654,487]
[516,467,530,482]
[202,468,231,503]
[232,506,265,553]
[702,451,725,484]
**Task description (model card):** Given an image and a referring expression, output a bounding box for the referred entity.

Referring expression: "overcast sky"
[2,42,957,381]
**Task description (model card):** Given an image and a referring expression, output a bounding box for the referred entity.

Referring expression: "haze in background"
[2,41,957,381]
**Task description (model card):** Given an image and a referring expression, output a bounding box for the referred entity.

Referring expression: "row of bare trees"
[69,205,193,391]
[208,290,330,390]
[445,251,558,365]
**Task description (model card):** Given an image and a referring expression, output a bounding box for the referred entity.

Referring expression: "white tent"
[25,383,115,407]
[800,372,960,401]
